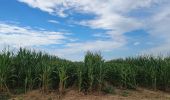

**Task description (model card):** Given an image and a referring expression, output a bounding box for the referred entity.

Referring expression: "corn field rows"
[0,48,170,94]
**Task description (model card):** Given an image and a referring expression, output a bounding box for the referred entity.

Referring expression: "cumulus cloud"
[18,0,164,16]
[139,3,170,55]
[16,0,170,60]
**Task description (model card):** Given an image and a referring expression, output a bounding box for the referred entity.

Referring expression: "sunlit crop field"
[0,48,170,96]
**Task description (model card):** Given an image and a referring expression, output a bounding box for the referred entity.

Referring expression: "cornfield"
[0,48,170,95]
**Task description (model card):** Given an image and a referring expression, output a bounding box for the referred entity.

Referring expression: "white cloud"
[0,23,69,48]
[48,20,59,24]
[65,40,124,52]
[18,0,69,17]
[142,43,170,56]
[18,0,165,16]
[147,6,170,39]
[0,22,127,60]
[134,42,140,46]
[142,4,170,54]
[46,40,125,61]
[17,0,170,60]
[18,0,160,41]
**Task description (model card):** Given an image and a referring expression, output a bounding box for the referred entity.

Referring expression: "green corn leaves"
[0,48,170,94]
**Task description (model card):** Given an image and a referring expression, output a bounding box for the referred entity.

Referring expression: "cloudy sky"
[0,0,170,60]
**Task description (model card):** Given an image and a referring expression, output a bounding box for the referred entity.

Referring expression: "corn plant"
[75,62,83,92]
[84,51,105,92]
[14,48,36,93]
[93,53,105,91]
[160,58,170,91]
[57,65,68,94]
[36,53,54,93]
[84,51,94,92]
[0,50,12,93]
[0,47,170,94]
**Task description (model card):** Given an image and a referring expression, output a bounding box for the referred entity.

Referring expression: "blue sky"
[0,0,170,61]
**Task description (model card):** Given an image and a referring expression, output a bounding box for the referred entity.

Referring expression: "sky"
[0,0,170,61]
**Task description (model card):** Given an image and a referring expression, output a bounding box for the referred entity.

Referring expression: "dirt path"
[11,88,170,100]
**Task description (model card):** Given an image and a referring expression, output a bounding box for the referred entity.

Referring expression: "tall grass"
[0,48,170,94]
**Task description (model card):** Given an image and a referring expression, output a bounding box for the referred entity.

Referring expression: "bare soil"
[10,88,170,100]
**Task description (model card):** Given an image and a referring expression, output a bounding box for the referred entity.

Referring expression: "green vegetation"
[121,90,129,97]
[102,85,115,94]
[0,48,170,95]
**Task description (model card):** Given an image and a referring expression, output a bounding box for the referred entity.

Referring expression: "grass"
[0,47,170,96]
